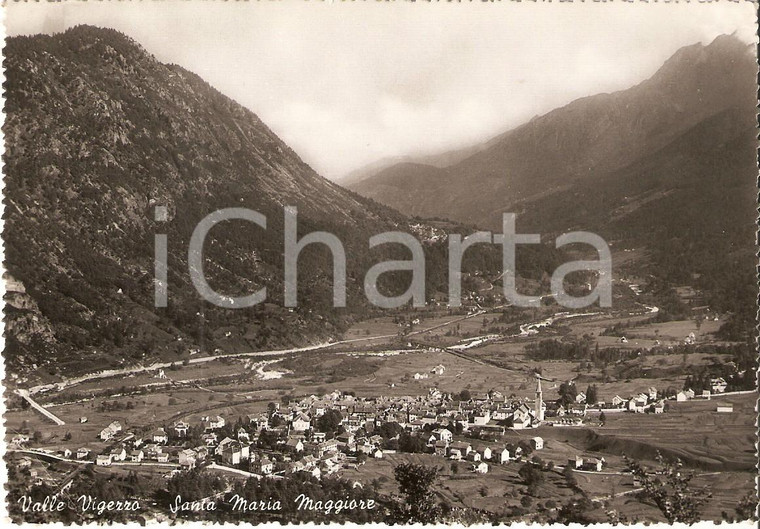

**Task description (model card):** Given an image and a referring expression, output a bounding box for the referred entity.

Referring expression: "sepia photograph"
[2,1,758,525]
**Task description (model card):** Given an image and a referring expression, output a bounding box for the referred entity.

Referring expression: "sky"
[4,1,757,180]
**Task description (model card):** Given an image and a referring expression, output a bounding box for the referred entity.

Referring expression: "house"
[575,392,587,404]
[676,391,689,402]
[684,389,695,399]
[237,428,250,443]
[99,421,122,441]
[628,395,648,413]
[568,455,583,469]
[432,428,453,443]
[492,407,512,421]
[156,453,169,463]
[450,441,472,457]
[221,442,243,466]
[62,448,72,459]
[467,451,482,462]
[130,450,144,463]
[109,445,127,462]
[512,404,533,429]
[702,390,711,400]
[286,438,304,453]
[152,428,168,444]
[248,413,269,431]
[481,447,492,460]
[472,410,491,426]
[716,403,734,413]
[254,457,274,475]
[289,460,306,473]
[202,415,225,430]
[434,440,449,456]
[11,434,30,446]
[430,364,446,375]
[302,455,318,469]
[495,448,511,464]
[79,417,88,424]
[531,437,544,450]
[76,448,90,460]
[448,449,463,460]
[582,458,603,472]
[611,395,626,407]
[710,378,727,394]
[194,446,209,461]
[472,462,488,474]
[96,454,112,466]
[336,432,355,446]
[648,387,658,400]
[373,449,384,459]
[178,449,197,469]
[316,439,339,458]
[292,413,311,432]
[201,433,218,445]
[216,437,237,456]
[174,421,190,437]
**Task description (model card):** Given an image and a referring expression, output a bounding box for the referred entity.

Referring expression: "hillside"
[349,34,758,334]
[3,26,536,382]
[350,35,756,230]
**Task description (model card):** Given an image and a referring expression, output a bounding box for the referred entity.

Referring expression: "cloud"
[6,1,757,179]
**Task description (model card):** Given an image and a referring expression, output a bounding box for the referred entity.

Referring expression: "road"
[15,388,66,425]
[25,305,497,397]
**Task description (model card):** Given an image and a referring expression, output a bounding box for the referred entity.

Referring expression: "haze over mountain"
[350,34,756,228]
[350,34,758,336]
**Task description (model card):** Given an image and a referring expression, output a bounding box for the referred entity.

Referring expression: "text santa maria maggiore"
[169,493,376,515]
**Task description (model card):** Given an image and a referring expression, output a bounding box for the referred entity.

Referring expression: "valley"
[2,20,756,526]
[7,265,756,522]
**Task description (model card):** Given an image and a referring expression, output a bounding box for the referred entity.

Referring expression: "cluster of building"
[30,372,721,479]
[75,381,556,477]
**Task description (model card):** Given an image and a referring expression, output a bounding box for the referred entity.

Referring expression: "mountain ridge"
[349,34,757,229]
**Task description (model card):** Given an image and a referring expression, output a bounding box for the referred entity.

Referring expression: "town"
[11,367,739,482]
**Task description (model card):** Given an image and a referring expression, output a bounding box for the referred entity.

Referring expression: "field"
[6,289,755,524]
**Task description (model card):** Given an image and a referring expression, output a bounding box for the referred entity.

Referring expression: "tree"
[722,491,758,522]
[554,497,595,524]
[558,382,578,406]
[599,411,607,426]
[389,463,441,523]
[518,462,545,496]
[624,452,709,523]
[316,409,343,434]
[398,433,427,454]
[585,384,598,404]
[458,389,471,402]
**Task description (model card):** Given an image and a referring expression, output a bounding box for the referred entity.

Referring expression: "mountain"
[349,35,758,334]
[3,26,528,382]
[338,142,487,187]
[349,35,757,230]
